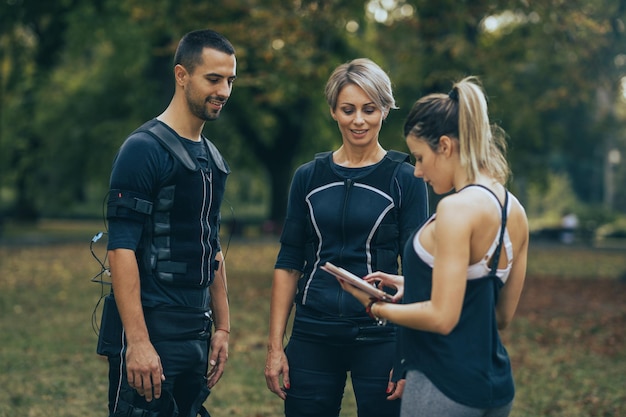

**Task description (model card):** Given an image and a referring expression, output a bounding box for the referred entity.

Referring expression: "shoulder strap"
[314,151,333,160]
[459,184,510,275]
[142,120,199,171]
[134,120,230,174]
[307,150,409,198]
[303,151,333,195]
[386,150,410,207]
[489,191,509,275]
[203,137,230,174]
[385,150,410,163]
[313,150,408,164]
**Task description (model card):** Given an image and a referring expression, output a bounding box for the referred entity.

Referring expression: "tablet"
[321,262,393,302]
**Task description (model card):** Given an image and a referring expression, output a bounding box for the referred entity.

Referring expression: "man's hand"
[207,329,229,388]
[125,340,165,401]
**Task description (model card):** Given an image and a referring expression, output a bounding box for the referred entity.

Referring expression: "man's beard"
[187,91,223,121]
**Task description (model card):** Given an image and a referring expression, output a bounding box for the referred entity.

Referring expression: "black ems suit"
[276,151,428,417]
[99,120,229,417]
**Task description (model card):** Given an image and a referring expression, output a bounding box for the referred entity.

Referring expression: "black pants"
[284,317,400,417]
[108,338,209,417]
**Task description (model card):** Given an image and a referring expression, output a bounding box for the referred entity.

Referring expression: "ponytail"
[454,77,509,184]
[404,76,510,184]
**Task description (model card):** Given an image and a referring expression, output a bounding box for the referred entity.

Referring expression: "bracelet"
[365,298,378,319]
[215,328,230,334]
[366,298,387,326]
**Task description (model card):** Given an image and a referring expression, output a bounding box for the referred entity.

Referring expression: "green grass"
[503,278,626,417]
[0,221,625,416]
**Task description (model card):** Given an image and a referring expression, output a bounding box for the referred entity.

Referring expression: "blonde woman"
[265,59,429,417]
[339,76,528,417]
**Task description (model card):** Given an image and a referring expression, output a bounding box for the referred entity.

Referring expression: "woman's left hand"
[336,277,373,307]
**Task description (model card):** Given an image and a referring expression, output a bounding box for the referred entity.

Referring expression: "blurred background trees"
[1,0,625,239]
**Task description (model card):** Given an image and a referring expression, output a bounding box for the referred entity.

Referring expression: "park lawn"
[0,235,625,416]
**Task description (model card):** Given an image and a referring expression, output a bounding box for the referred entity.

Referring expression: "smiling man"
[99,29,236,417]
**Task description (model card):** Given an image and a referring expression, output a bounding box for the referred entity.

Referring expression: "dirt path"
[517,275,626,356]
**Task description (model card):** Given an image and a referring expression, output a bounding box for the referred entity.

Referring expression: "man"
[100,29,236,417]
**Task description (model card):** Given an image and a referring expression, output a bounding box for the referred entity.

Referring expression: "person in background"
[100,29,236,417]
[338,76,529,417]
[265,58,429,417]
[560,209,579,244]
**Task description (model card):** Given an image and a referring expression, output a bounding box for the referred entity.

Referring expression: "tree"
[1,0,624,226]
[195,1,376,223]
[0,0,80,219]
[477,0,626,209]
[370,0,626,210]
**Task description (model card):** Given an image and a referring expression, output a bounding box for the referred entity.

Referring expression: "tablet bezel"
[321,262,393,302]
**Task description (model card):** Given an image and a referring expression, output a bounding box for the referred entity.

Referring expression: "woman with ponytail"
[338,76,529,417]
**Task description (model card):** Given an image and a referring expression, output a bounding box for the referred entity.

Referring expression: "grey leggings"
[400,370,513,417]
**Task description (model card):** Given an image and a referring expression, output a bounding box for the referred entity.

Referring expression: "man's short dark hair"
[174,29,235,73]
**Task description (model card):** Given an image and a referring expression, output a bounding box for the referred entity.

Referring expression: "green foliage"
[523,170,626,244]
[31,1,165,213]
[576,204,619,241]
[525,172,582,225]
[1,0,625,221]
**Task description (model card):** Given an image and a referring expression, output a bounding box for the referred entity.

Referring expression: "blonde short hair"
[324,58,397,114]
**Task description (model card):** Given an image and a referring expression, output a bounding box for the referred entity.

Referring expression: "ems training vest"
[296,150,409,315]
[108,120,230,289]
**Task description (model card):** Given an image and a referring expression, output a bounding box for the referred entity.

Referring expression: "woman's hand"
[265,346,290,400]
[363,272,405,302]
[336,277,373,307]
[386,369,405,400]
[336,271,405,306]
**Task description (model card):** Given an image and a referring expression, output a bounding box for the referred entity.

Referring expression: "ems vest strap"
[386,150,410,206]
[310,150,409,197]
[204,138,229,174]
[109,189,153,215]
[145,122,199,171]
[386,150,410,163]
[137,120,230,175]
[156,260,188,274]
[314,151,332,160]
[314,150,408,163]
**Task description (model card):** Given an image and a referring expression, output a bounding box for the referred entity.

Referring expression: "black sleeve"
[395,162,429,251]
[274,162,314,271]
[106,132,172,251]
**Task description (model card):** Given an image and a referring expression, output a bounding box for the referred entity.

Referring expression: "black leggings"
[284,337,400,417]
